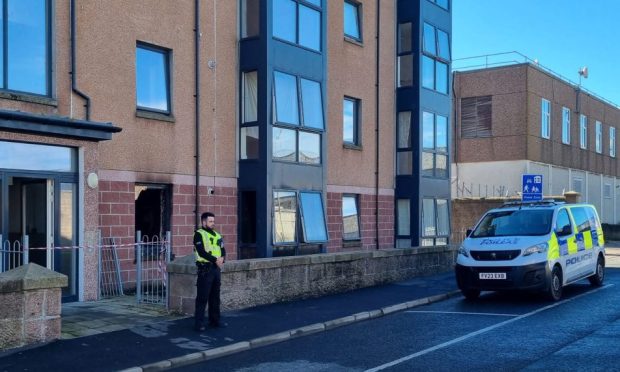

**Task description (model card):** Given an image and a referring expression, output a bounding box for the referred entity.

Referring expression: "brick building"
[0,0,452,302]
[453,62,620,226]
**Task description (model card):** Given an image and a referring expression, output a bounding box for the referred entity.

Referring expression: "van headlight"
[523,243,548,256]
[458,246,469,257]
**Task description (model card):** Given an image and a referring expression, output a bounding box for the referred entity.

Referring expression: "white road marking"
[365,284,614,372]
[405,310,519,317]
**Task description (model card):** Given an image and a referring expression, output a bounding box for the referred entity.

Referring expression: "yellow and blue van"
[455,201,605,301]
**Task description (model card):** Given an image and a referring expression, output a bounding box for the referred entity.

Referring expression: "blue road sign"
[522,174,543,201]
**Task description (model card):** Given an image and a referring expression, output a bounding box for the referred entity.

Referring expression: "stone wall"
[168,246,457,314]
[0,264,67,351]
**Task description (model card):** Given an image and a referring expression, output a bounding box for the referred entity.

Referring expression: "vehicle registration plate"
[479,272,506,280]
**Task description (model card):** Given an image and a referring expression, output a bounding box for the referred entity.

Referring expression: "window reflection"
[0,141,76,172]
[299,131,320,164]
[301,79,323,129]
[299,192,327,242]
[273,127,296,162]
[273,191,297,243]
[342,195,360,240]
[136,45,170,112]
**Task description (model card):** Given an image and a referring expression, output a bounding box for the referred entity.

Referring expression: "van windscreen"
[471,209,554,238]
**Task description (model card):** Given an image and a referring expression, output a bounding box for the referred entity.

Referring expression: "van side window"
[585,207,600,230]
[570,207,591,233]
[555,209,572,236]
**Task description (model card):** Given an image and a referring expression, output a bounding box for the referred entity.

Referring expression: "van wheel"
[462,289,480,300]
[588,255,605,287]
[548,265,563,301]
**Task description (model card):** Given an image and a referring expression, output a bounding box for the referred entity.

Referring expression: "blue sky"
[452,0,620,106]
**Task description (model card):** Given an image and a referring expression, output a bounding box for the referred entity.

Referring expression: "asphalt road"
[181,268,620,371]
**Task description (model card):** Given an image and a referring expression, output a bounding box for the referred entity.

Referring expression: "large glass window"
[562,107,571,144]
[342,195,360,240]
[398,111,411,149]
[422,22,450,94]
[3,0,50,95]
[241,0,260,38]
[274,71,299,125]
[273,191,297,243]
[299,192,328,242]
[0,141,76,172]
[596,120,602,153]
[300,78,324,129]
[421,198,450,246]
[136,43,171,113]
[273,127,296,162]
[422,112,448,178]
[299,131,320,164]
[343,1,361,40]
[611,127,616,157]
[241,126,259,160]
[397,151,412,175]
[398,22,412,54]
[580,114,587,149]
[428,0,449,10]
[398,54,413,88]
[541,99,551,139]
[273,0,321,51]
[343,97,359,145]
[397,199,410,236]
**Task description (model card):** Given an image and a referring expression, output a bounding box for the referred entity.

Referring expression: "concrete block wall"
[327,192,394,252]
[0,264,67,351]
[99,181,237,290]
[168,246,457,314]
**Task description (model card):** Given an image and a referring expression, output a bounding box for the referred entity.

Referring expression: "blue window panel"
[274,71,299,125]
[436,114,448,152]
[305,0,321,6]
[299,131,320,164]
[423,111,434,150]
[342,196,360,240]
[343,98,356,143]
[299,192,328,242]
[436,60,448,94]
[423,23,436,55]
[299,5,320,51]
[273,0,296,43]
[7,0,47,95]
[436,0,449,10]
[437,29,450,60]
[272,127,297,162]
[301,78,323,129]
[343,1,360,39]
[136,46,169,112]
[0,140,76,172]
[422,55,434,90]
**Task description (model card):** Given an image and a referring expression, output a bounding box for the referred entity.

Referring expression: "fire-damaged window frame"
[460,95,492,139]
[134,183,172,261]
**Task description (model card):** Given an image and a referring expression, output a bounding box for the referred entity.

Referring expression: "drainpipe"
[194,0,201,228]
[374,0,381,249]
[70,0,91,120]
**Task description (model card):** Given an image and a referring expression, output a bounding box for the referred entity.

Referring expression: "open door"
[21,179,54,269]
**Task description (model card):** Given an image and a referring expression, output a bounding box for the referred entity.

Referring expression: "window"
[461,96,492,138]
[428,0,449,10]
[397,199,410,236]
[397,22,413,87]
[421,198,450,246]
[273,71,324,164]
[273,190,328,245]
[562,107,571,144]
[1,0,51,95]
[397,111,412,149]
[555,209,572,235]
[610,127,616,157]
[596,120,602,153]
[242,71,258,123]
[422,112,448,178]
[397,151,412,175]
[241,0,260,38]
[580,114,587,149]
[421,23,450,94]
[572,178,583,194]
[240,191,257,244]
[136,43,171,113]
[343,97,360,145]
[604,184,612,199]
[241,127,259,160]
[273,0,321,52]
[342,195,360,240]
[273,191,297,243]
[343,1,361,40]
[571,207,591,233]
[541,99,551,139]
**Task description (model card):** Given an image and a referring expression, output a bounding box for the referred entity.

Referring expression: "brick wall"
[327,192,394,252]
[99,181,237,289]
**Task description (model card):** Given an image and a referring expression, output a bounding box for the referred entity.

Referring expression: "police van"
[455,201,605,301]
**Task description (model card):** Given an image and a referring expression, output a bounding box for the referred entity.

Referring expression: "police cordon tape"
[23,241,170,250]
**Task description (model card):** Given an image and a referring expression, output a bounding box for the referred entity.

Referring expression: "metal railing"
[98,234,124,298]
[0,234,29,272]
[454,180,514,199]
[135,231,171,308]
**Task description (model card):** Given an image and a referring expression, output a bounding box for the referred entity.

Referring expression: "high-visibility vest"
[194,228,222,263]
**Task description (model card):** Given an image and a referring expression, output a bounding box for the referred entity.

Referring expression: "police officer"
[194,212,226,331]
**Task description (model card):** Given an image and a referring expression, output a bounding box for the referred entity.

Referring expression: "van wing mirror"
[466,228,472,237]
[556,225,572,237]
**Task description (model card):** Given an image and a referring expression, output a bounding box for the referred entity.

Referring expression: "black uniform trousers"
[194,263,221,327]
